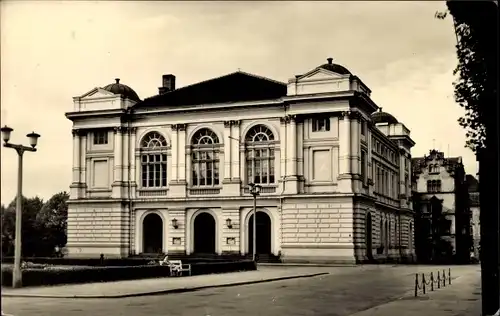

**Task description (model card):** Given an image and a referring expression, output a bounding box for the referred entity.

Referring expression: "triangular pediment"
[297,68,345,82]
[78,88,116,100]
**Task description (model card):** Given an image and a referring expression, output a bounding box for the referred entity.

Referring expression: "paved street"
[1,265,479,316]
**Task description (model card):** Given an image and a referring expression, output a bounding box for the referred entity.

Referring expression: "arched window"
[191,128,220,186]
[380,218,384,247]
[245,125,276,185]
[140,131,168,188]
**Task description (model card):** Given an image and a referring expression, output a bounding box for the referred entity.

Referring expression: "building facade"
[65,58,416,263]
[412,150,471,263]
[466,174,480,260]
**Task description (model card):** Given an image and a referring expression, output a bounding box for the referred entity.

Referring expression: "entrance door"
[143,213,163,254]
[193,212,216,254]
[248,211,272,255]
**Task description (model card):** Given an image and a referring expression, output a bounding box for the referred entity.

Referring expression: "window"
[361,150,367,185]
[245,125,276,185]
[191,128,220,186]
[361,121,366,136]
[404,174,409,196]
[140,132,168,188]
[427,180,442,192]
[312,117,330,132]
[93,130,108,145]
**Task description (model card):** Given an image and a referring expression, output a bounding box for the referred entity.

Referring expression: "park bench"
[159,257,191,276]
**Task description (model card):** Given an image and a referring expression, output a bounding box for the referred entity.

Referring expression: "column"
[170,125,179,183]
[338,111,352,193]
[279,117,288,181]
[231,120,241,181]
[223,121,232,181]
[297,118,304,193]
[80,132,88,188]
[130,128,137,196]
[122,129,130,183]
[350,112,361,192]
[178,124,187,182]
[367,122,374,195]
[399,149,406,205]
[71,130,80,184]
[113,127,123,183]
[287,115,297,177]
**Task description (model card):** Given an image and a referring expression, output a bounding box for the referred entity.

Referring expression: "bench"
[159,258,191,276]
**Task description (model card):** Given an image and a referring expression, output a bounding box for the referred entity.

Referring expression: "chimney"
[158,74,176,95]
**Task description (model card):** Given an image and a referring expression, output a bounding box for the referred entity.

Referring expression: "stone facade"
[65,59,416,263]
[412,150,471,263]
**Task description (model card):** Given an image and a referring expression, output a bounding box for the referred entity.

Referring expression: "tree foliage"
[1,192,69,257]
[436,2,498,153]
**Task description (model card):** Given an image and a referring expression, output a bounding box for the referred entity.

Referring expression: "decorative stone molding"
[113,126,125,134]
[339,111,351,120]
[349,111,362,121]
[72,129,81,137]
[280,115,297,124]
[223,120,241,127]
[171,124,187,132]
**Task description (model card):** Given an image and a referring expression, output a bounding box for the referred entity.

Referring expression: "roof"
[466,174,479,192]
[371,107,399,124]
[319,57,352,75]
[102,79,141,102]
[135,71,287,109]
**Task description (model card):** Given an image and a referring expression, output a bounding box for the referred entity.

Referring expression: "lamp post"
[1,125,40,288]
[248,183,262,262]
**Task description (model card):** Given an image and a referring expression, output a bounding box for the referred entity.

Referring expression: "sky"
[0,1,478,205]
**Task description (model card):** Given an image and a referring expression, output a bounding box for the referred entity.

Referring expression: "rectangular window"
[192,149,219,186]
[141,153,167,188]
[246,148,275,185]
[93,131,108,145]
[361,150,367,185]
[312,118,330,132]
[361,121,366,136]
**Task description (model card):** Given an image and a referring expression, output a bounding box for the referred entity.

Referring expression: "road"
[1,265,478,316]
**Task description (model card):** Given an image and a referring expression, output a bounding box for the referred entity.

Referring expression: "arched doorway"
[366,213,373,260]
[143,213,163,254]
[248,211,272,255]
[193,212,216,254]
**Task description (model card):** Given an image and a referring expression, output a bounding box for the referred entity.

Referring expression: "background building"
[466,174,480,260]
[65,58,416,263]
[412,149,471,263]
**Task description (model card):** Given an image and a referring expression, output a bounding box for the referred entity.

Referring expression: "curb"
[1,272,329,299]
[258,263,359,268]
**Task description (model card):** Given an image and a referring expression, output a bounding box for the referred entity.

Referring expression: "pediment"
[78,88,116,100]
[298,68,345,82]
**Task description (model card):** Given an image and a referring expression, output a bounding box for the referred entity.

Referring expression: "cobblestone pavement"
[1,265,479,316]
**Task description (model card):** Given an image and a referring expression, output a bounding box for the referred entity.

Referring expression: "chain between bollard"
[414,268,453,297]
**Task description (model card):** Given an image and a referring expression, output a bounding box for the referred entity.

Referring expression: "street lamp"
[248,183,262,262]
[1,125,40,288]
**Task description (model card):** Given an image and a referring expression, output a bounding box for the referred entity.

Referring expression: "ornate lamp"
[172,218,179,229]
[226,218,233,229]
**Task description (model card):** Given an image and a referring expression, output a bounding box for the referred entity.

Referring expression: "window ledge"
[138,188,168,197]
[188,187,222,195]
[243,185,277,194]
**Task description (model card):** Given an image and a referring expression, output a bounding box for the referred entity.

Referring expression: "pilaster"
[283,115,298,195]
[70,129,82,199]
[350,112,361,193]
[169,124,187,197]
[129,128,137,198]
[367,121,375,196]
[223,120,241,195]
[338,111,353,193]
[112,127,124,198]
[231,120,241,182]
[297,118,305,193]
[398,148,408,207]
[80,131,88,197]
[279,116,287,192]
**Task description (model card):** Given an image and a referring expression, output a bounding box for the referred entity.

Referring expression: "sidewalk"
[1,266,331,299]
[347,268,481,316]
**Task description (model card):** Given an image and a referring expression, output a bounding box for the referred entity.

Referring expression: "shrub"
[1,260,256,287]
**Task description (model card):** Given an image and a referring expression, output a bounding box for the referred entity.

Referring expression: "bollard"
[422,273,426,294]
[448,268,451,285]
[100,253,104,266]
[415,273,419,297]
[437,271,441,289]
[443,269,446,287]
[430,272,434,291]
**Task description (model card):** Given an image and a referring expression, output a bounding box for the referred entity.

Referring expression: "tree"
[438,2,498,315]
[36,191,69,256]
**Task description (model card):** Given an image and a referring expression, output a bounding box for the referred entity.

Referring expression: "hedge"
[1,260,257,287]
[1,256,233,266]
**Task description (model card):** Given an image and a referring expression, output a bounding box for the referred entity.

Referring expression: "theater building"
[65,58,416,263]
